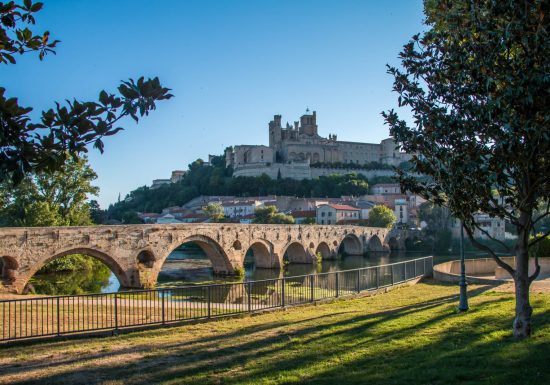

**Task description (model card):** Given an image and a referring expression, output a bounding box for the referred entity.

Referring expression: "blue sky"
[2,0,425,207]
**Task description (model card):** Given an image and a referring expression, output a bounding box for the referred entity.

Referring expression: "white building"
[222,200,262,218]
[371,183,402,195]
[394,198,408,225]
[316,204,360,225]
[451,214,506,240]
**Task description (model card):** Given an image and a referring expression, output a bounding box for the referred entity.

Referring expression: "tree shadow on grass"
[2,286,545,385]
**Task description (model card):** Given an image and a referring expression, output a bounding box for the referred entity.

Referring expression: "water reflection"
[28,263,116,295]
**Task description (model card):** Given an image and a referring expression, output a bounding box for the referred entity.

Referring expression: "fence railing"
[0,256,433,343]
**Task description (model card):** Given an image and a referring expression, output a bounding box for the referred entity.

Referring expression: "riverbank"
[0,281,548,384]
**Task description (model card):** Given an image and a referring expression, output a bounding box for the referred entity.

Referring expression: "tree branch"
[528,228,550,247]
[463,224,515,277]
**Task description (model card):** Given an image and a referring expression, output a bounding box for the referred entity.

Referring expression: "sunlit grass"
[0,282,548,385]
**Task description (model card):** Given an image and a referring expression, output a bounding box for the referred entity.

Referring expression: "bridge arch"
[244,240,279,269]
[339,234,363,256]
[18,247,130,292]
[315,242,333,260]
[368,234,384,252]
[283,242,313,264]
[161,234,234,275]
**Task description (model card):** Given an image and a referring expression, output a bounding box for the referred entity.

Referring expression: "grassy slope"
[0,282,549,385]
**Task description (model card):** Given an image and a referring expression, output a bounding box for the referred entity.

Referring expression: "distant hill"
[105,155,397,223]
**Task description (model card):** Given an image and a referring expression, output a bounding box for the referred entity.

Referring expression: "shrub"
[529,234,550,259]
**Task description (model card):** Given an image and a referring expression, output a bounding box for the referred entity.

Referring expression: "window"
[328,212,332,217]
[322,212,325,217]
[321,219,324,224]
[328,220,332,225]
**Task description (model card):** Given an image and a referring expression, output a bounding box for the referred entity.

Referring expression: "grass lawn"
[0,281,549,385]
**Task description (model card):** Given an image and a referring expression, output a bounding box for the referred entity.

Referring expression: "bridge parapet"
[0,224,391,293]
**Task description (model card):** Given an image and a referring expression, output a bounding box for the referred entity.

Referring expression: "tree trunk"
[513,232,532,339]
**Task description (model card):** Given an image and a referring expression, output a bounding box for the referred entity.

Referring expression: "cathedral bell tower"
[299,109,318,136]
[268,114,282,147]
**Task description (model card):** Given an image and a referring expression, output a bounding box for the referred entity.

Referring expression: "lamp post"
[458,221,469,311]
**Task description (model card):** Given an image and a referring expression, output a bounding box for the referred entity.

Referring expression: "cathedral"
[225,110,411,179]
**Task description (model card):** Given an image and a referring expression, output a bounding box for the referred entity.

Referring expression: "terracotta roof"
[326,204,360,211]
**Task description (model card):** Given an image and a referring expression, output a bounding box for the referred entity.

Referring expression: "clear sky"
[2,0,425,208]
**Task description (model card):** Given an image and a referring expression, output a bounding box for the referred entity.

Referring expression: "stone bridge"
[0,224,396,294]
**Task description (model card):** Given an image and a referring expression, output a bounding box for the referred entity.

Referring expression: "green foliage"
[529,234,550,260]
[0,1,172,184]
[418,202,453,253]
[383,0,550,333]
[233,266,245,278]
[89,199,106,224]
[121,210,142,224]
[383,0,549,250]
[30,255,112,295]
[253,205,295,224]
[315,252,322,264]
[0,155,98,226]
[302,217,316,225]
[106,157,371,222]
[203,202,225,223]
[433,228,452,254]
[367,205,396,228]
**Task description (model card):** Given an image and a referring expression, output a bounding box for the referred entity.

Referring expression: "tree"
[367,205,396,228]
[383,0,550,338]
[203,202,225,222]
[89,200,106,224]
[419,202,453,253]
[0,155,98,226]
[253,205,294,224]
[0,1,172,184]
[121,210,142,224]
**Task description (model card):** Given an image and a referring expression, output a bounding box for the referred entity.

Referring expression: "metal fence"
[0,256,433,343]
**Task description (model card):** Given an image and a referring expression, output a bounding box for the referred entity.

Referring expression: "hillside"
[105,155,396,222]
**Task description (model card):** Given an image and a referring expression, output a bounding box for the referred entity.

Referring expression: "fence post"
[247,282,252,313]
[310,275,315,302]
[114,294,118,333]
[161,290,166,325]
[376,266,380,289]
[207,286,211,319]
[281,277,286,308]
[414,259,417,278]
[357,269,361,293]
[56,297,61,337]
[391,265,394,286]
[423,257,426,276]
[335,272,340,298]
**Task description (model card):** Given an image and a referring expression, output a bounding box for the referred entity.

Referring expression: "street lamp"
[458,221,469,311]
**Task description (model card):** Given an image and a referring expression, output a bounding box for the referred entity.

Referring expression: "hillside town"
[137,182,507,241]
